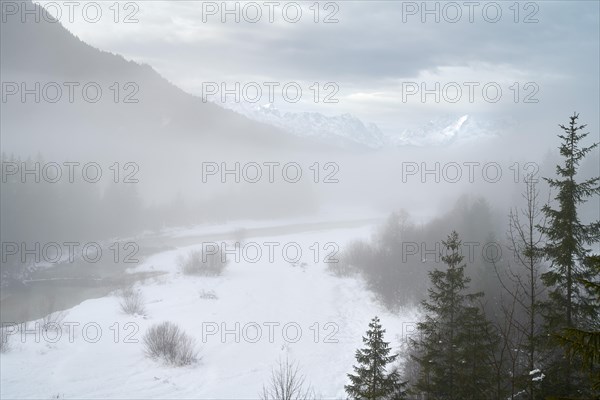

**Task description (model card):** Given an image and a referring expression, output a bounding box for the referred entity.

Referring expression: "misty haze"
[0,1,599,399]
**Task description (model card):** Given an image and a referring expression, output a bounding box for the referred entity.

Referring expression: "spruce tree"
[345,316,406,399]
[412,231,496,399]
[539,112,599,328]
[537,113,600,396]
[556,255,600,393]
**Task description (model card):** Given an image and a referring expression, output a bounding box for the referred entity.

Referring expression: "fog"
[1,1,599,399]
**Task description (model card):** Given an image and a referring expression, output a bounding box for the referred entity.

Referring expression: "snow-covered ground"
[1,221,418,399]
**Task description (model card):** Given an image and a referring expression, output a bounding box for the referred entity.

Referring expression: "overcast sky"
[38,0,600,136]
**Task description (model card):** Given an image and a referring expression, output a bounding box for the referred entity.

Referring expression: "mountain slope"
[0,0,322,152]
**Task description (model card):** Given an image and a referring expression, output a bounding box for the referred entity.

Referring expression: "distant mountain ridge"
[388,114,508,147]
[225,102,505,149]
[224,102,387,149]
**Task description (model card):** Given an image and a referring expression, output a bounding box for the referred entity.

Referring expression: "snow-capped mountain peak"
[225,102,503,150]
[223,102,387,149]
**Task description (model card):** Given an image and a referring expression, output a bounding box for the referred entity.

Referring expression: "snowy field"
[1,221,418,399]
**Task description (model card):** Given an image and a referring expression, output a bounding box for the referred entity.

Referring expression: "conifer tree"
[537,113,600,396]
[345,316,406,399]
[539,112,599,328]
[412,231,496,399]
[556,255,600,393]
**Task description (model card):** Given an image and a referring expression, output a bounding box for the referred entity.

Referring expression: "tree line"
[341,113,599,399]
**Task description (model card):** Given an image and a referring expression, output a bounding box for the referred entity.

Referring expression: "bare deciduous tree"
[260,357,316,400]
[494,176,548,399]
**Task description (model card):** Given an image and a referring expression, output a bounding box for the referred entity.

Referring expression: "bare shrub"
[41,310,66,331]
[0,327,12,353]
[233,228,247,245]
[198,289,218,300]
[119,287,146,315]
[327,240,371,277]
[143,321,198,366]
[326,258,351,277]
[260,357,316,400]
[178,248,227,276]
[38,296,66,331]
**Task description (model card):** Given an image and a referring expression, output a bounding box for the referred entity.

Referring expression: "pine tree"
[537,113,600,396]
[345,316,406,399]
[412,231,496,399]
